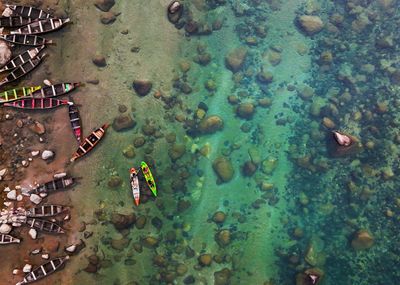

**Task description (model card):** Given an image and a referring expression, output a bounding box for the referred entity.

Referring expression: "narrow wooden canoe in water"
[31,82,80,98]
[68,102,82,144]
[29,176,75,195]
[0,234,20,245]
[26,204,67,218]
[11,18,70,35]
[0,86,41,104]
[0,34,52,46]
[70,124,109,162]
[0,16,33,28]
[0,45,45,73]
[25,218,65,234]
[16,256,69,285]
[2,98,71,110]
[0,54,46,87]
[6,4,52,19]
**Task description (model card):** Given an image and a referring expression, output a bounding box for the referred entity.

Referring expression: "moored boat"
[11,18,70,35]
[0,16,33,28]
[31,82,80,98]
[0,54,46,87]
[0,234,20,245]
[26,205,66,218]
[130,167,140,206]
[141,161,157,196]
[0,45,45,73]
[0,34,52,46]
[68,102,82,143]
[25,218,65,234]
[70,124,109,162]
[16,256,69,285]
[29,176,75,195]
[6,4,52,19]
[0,86,41,104]
[2,98,71,110]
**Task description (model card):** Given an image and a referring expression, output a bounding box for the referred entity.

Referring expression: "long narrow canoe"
[2,98,70,110]
[26,205,66,218]
[0,54,46,87]
[0,34,52,46]
[70,124,108,162]
[0,86,41,104]
[25,218,65,234]
[6,5,52,19]
[68,102,82,144]
[16,256,70,285]
[29,176,75,195]
[0,16,33,28]
[130,167,140,206]
[11,18,70,35]
[0,45,45,73]
[31,82,80,98]
[0,234,20,245]
[141,161,157,196]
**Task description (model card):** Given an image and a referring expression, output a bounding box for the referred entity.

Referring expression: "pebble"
[16,195,23,201]
[22,160,29,167]
[3,187,10,192]
[0,168,7,176]
[53,172,67,179]
[65,244,77,253]
[31,248,42,255]
[42,254,49,260]
[29,229,37,239]
[41,150,54,160]
[6,190,17,200]
[3,202,11,207]
[0,224,12,234]
[23,264,32,273]
[30,194,42,205]
[12,269,19,275]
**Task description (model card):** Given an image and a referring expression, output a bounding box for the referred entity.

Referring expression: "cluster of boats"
[130,161,157,206]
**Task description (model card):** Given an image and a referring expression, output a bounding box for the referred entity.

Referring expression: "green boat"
[141,161,157,196]
[0,86,41,104]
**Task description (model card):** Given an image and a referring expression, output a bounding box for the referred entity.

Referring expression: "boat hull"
[141,161,157,196]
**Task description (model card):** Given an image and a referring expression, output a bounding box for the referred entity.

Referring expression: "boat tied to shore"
[10,18,70,35]
[26,205,67,218]
[70,124,109,162]
[29,176,75,195]
[16,256,70,285]
[68,101,82,144]
[0,16,33,28]
[25,217,65,234]
[0,45,45,73]
[31,82,80,98]
[0,234,20,245]
[0,34,52,46]
[2,98,71,110]
[6,4,52,20]
[0,86,41,104]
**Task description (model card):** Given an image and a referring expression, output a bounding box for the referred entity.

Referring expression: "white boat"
[130,167,140,206]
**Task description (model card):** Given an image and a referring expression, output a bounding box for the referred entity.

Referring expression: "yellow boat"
[0,86,41,104]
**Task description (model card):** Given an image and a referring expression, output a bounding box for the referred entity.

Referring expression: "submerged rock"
[168,144,186,161]
[112,114,136,131]
[214,268,231,285]
[95,0,115,12]
[29,121,46,135]
[225,47,248,72]
[111,238,130,250]
[236,102,255,119]
[215,229,231,247]
[92,55,107,67]
[198,115,224,134]
[111,213,136,230]
[0,224,12,234]
[212,211,226,223]
[212,157,234,183]
[351,230,374,250]
[296,267,324,285]
[298,15,324,35]
[198,254,212,266]
[167,1,183,24]
[133,80,152,96]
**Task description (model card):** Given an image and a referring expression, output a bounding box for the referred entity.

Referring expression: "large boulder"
[111,213,136,230]
[198,115,224,134]
[298,15,324,35]
[225,47,247,72]
[111,238,130,251]
[351,230,374,250]
[214,268,231,285]
[94,0,115,12]
[212,157,234,183]
[133,80,152,96]
[168,144,186,161]
[0,40,11,67]
[112,114,136,131]
[236,102,255,119]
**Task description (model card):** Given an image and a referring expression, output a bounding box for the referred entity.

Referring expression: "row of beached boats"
[0,5,76,284]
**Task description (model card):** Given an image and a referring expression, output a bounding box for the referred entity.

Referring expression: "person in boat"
[147,179,155,189]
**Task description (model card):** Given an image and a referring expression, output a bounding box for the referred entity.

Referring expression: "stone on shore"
[133,80,152,96]
[100,12,117,25]
[30,194,42,205]
[23,264,32,273]
[212,157,234,183]
[29,229,37,239]
[225,47,248,72]
[112,114,136,131]
[41,150,54,160]
[6,190,17,200]
[94,0,115,12]
[298,15,324,35]
[111,213,136,230]
[92,55,107,67]
[29,121,46,135]
[0,40,11,67]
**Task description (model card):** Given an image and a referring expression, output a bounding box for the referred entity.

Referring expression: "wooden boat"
[0,45,45,73]
[6,4,52,19]
[0,86,41,104]
[29,176,75,195]
[130,168,140,206]
[16,256,69,285]
[0,34,52,46]
[31,82,80,98]
[11,18,70,35]
[70,124,109,162]
[0,54,46,87]
[0,16,33,28]
[68,102,82,144]
[26,205,66,218]
[0,234,20,244]
[25,218,65,234]
[3,98,71,110]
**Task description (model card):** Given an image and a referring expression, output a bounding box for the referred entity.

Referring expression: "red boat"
[3,98,71,110]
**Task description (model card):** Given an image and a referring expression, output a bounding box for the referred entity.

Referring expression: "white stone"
[2,8,13,17]
[3,202,11,207]
[31,151,40,157]
[0,168,7,176]
[31,248,41,255]
[39,193,48,198]
[39,137,44,142]
[12,222,22,227]
[65,244,76,253]
[30,194,42,205]
[28,158,33,162]
[22,160,29,167]
[15,185,21,190]
[17,195,23,201]
[12,269,19,275]
[41,150,54,160]
[41,254,49,260]
[6,190,17,200]
[29,229,37,239]
[4,187,11,192]
[23,264,32,273]
[5,114,10,120]
[54,172,67,179]
[0,223,12,234]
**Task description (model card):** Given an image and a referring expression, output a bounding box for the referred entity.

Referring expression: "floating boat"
[11,18,70,35]
[31,82,80,98]
[2,98,71,110]
[141,161,157,196]
[70,124,109,162]
[25,218,65,234]
[130,167,140,206]
[29,176,75,195]
[0,86,41,104]
[68,102,82,144]
[0,16,33,28]
[0,234,20,245]
[0,34,52,46]
[6,5,52,19]
[0,45,45,73]
[26,205,66,218]
[16,256,69,285]
[0,54,46,87]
